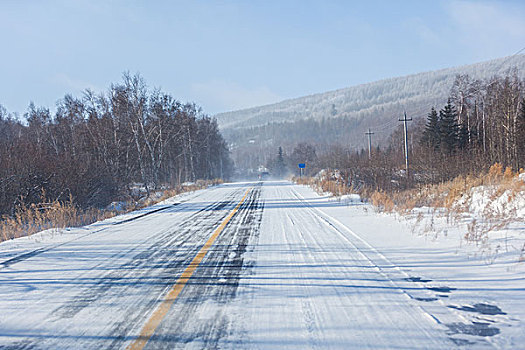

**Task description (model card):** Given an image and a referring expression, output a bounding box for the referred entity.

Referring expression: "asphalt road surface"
[0,181,484,349]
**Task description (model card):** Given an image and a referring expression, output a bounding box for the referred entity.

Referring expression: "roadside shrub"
[0,195,110,241]
[370,190,394,212]
[0,180,222,243]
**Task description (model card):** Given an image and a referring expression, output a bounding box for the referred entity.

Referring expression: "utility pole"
[365,128,374,159]
[399,112,412,181]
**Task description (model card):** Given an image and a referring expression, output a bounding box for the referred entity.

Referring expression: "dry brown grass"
[372,163,523,245]
[296,164,524,218]
[377,163,524,215]
[296,164,524,247]
[0,179,223,243]
[294,175,352,198]
[0,195,114,242]
[370,191,395,212]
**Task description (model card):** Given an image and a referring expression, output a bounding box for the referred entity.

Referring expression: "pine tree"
[457,121,469,149]
[275,146,287,178]
[439,100,459,154]
[420,107,440,150]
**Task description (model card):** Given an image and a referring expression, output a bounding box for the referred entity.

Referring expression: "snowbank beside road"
[293,182,525,348]
[456,184,525,220]
[0,186,211,268]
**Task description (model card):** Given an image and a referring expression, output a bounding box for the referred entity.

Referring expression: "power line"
[369,118,400,133]
[371,46,525,140]
[503,45,525,61]
[454,45,525,98]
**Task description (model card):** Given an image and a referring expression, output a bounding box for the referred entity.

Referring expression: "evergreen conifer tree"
[457,121,469,149]
[275,146,287,178]
[439,100,459,154]
[420,107,440,150]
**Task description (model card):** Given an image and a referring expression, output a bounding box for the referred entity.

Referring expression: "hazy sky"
[1,0,524,116]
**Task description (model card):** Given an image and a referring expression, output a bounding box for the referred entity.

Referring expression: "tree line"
[0,73,233,216]
[416,72,525,183]
[271,72,525,191]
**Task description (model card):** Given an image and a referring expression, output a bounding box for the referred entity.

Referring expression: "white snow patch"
[291,182,525,348]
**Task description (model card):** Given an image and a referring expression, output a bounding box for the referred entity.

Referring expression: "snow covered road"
[0,181,522,349]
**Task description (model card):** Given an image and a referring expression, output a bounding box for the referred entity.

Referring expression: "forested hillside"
[291,73,525,192]
[0,73,232,216]
[217,55,525,174]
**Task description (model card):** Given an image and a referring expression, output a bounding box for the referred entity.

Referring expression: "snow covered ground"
[290,183,524,348]
[0,181,523,349]
[0,187,208,267]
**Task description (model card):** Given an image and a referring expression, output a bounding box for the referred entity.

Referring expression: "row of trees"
[281,73,525,191]
[420,102,467,154]
[266,143,318,178]
[0,73,233,216]
[422,74,525,169]
[417,73,525,182]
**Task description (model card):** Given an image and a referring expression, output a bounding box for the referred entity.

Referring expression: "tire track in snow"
[0,185,224,270]
[0,187,245,349]
[140,184,264,349]
[290,187,494,348]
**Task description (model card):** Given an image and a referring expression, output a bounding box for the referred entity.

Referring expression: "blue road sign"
[298,163,305,169]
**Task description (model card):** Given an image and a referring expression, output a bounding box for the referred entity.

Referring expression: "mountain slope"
[216,55,525,130]
[214,55,525,171]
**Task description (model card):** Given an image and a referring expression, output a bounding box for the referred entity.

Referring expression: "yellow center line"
[127,188,252,350]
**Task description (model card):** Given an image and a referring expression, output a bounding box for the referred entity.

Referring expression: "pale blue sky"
[1,0,524,116]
